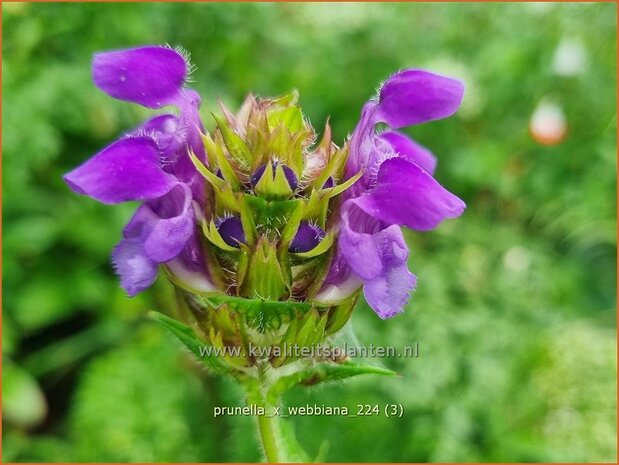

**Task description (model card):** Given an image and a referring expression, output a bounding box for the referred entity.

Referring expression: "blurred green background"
[2,2,616,463]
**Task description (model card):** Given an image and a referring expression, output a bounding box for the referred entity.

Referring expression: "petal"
[137,110,206,205]
[346,101,379,184]
[376,69,464,128]
[354,157,465,231]
[361,226,417,319]
[338,203,385,280]
[318,249,361,303]
[140,114,184,159]
[377,131,437,175]
[125,185,195,263]
[339,202,416,318]
[178,89,207,160]
[166,236,216,293]
[63,137,177,204]
[112,237,158,297]
[93,46,188,109]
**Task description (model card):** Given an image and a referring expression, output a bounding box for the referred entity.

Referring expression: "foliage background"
[2,2,616,462]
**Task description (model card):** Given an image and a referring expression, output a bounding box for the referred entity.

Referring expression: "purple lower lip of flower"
[289,221,325,253]
[251,162,298,191]
[216,215,246,247]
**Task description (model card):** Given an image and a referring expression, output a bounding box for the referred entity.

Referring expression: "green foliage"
[2,2,616,463]
[68,329,219,462]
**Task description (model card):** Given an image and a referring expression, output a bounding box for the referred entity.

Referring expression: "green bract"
[162,92,374,378]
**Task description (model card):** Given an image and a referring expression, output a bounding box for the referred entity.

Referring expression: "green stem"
[257,408,280,463]
[242,368,283,463]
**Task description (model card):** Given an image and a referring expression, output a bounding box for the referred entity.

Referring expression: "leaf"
[212,113,252,167]
[201,132,241,190]
[199,294,329,333]
[189,150,225,189]
[277,417,311,463]
[325,168,364,198]
[149,312,229,374]
[267,360,397,402]
[267,106,304,133]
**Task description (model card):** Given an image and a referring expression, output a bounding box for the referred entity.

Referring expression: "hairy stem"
[243,367,283,463]
[257,407,280,462]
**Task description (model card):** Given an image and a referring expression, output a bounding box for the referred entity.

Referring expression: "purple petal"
[361,226,417,319]
[346,102,379,184]
[376,69,464,128]
[378,131,437,175]
[138,111,206,205]
[112,237,158,297]
[339,202,416,318]
[140,114,184,159]
[63,137,177,204]
[178,89,207,160]
[354,158,465,231]
[93,46,187,109]
[144,186,195,262]
[124,185,195,263]
[166,236,216,293]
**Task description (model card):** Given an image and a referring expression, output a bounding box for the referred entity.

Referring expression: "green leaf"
[212,113,252,167]
[267,106,304,133]
[240,239,289,301]
[277,418,311,463]
[267,360,397,402]
[270,89,299,107]
[149,312,229,374]
[243,195,301,232]
[237,195,258,245]
[201,132,241,190]
[199,294,329,332]
[326,168,364,198]
[189,150,225,189]
[280,201,305,247]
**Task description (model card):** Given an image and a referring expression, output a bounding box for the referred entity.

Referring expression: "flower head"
[65,45,212,297]
[65,45,465,326]
[318,70,466,318]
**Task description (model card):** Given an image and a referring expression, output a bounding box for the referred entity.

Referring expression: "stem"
[257,409,280,463]
[242,367,283,463]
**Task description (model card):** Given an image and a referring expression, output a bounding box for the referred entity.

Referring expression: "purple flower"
[65,45,465,325]
[317,70,466,319]
[64,46,213,295]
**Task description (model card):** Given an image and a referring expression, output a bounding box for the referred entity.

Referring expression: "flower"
[65,45,465,326]
[317,70,466,319]
[64,45,214,296]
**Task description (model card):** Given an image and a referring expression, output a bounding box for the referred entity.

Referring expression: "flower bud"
[289,221,325,253]
[215,215,246,248]
[251,162,299,192]
[322,177,335,189]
